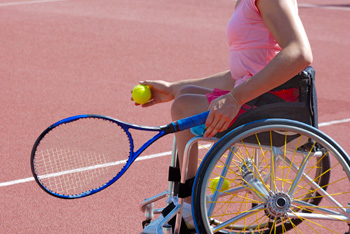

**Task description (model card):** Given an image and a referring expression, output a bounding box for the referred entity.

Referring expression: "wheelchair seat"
[215,66,317,139]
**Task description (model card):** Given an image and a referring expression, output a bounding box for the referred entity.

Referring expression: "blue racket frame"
[31,112,209,199]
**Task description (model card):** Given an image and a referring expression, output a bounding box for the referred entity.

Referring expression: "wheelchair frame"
[140,135,217,233]
[140,119,350,234]
[140,67,350,233]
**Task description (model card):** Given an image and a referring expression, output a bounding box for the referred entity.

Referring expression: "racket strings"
[33,118,131,196]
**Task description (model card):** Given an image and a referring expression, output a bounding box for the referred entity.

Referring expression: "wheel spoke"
[193,120,350,234]
[211,204,265,232]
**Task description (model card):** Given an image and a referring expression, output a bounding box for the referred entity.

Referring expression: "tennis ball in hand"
[132,84,152,104]
[209,177,230,194]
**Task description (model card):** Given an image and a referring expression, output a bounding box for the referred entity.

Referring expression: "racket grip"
[176,111,209,131]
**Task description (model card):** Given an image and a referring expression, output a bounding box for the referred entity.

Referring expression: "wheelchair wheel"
[192,119,350,234]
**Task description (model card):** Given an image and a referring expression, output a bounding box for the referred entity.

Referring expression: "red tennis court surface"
[0,0,349,233]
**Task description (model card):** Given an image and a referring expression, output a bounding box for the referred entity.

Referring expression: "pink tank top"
[227,0,298,87]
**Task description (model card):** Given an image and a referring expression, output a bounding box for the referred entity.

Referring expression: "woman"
[140,0,313,232]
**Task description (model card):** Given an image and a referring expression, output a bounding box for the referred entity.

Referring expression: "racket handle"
[175,111,209,131]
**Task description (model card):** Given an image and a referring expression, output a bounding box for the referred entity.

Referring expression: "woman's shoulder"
[237,0,261,16]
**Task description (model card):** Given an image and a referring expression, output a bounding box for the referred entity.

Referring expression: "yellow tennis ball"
[209,177,230,194]
[132,84,152,104]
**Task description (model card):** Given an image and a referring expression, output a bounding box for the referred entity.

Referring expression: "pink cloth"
[203,0,299,130]
[227,0,298,87]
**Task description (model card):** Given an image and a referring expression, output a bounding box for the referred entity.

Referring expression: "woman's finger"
[219,121,231,133]
[205,109,215,129]
[141,99,157,107]
[204,115,227,138]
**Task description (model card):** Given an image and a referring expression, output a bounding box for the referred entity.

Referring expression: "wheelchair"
[140,67,350,234]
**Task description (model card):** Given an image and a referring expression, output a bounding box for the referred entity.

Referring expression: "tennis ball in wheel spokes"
[209,177,230,194]
[132,84,152,104]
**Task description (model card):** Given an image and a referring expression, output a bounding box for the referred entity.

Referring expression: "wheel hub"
[265,192,291,218]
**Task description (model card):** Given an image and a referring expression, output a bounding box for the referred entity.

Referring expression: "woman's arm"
[204,0,313,138]
[233,0,313,104]
[170,70,235,94]
[139,70,235,107]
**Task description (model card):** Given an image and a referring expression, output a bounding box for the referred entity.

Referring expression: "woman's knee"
[171,93,209,120]
[171,94,193,119]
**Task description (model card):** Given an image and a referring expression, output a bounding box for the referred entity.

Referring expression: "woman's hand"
[132,80,175,107]
[204,92,241,138]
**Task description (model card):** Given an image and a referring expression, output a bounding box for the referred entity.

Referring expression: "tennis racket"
[31,112,209,199]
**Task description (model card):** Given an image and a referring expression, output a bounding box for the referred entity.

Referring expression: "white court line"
[319,118,350,127]
[0,147,206,187]
[0,0,66,7]
[299,3,350,11]
[1,118,349,188]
